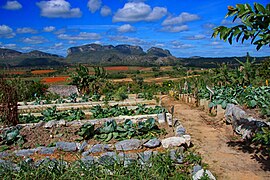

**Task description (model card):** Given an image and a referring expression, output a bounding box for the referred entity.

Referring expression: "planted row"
[76,118,165,142]
[198,86,270,117]
[19,106,85,123]
[90,104,166,119]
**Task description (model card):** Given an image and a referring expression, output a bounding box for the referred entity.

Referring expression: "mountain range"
[0,44,268,68]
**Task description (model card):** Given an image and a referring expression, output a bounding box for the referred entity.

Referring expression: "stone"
[169,149,183,164]
[183,134,191,147]
[34,121,45,128]
[44,120,58,128]
[57,120,66,127]
[0,159,19,171]
[161,137,186,148]
[81,156,95,166]
[175,125,186,136]
[82,144,111,156]
[115,139,142,151]
[77,141,88,153]
[14,148,38,157]
[166,113,173,126]
[118,152,138,160]
[98,152,118,165]
[139,150,153,163]
[157,113,166,124]
[39,147,56,155]
[56,142,77,152]
[0,151,10,158]
[192,165,202,175]
[192,169,216,180]
[90,144,111,153]
[143,138,161,148]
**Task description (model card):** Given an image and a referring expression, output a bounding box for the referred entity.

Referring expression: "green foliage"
[199,86,270,117]
[76,123,95,140]
[68,93,78,103]
[70,65,107,94]
[252,127,270,146]
[113,87,128,101]
[0,151,203,179]
[77,118,165,142]
[212,3,270,50]
[0,127,24,146]
[90,104,166,119]
[19,106,85,123]
[137,92,154,100]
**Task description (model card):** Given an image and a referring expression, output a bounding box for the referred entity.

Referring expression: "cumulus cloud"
[36,0,82,18]
[161,25,188,33]
[113,2,167,22]
[1,43,16,48]
[100,5,112,16]
[203,23,215,29]
[16,27,37,34]
[0,25,15,38]
[109,35,145,44]
[22,36,47,44]
[186,34,206,40]
[117,24,136,33]
[43,26,56,32]
[87,0,102,13]
[58,32,101,40]
[171,40,194,49]
[162,12,200,26]
[2,1,22,10]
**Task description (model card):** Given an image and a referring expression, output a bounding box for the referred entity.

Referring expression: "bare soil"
[161,95,270,180]
[19,121,175,150]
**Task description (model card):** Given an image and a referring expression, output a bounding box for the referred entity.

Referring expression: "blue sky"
[0,0,269,57]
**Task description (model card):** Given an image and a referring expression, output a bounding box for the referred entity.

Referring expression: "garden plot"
[18,97,158,113]
[0,111,216,179]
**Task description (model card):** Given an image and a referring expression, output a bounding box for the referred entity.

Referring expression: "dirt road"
[161,96,270,180]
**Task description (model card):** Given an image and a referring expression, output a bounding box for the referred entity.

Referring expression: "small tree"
[212,3,270,50]
[70,65,107,95]
[0,78,18,126]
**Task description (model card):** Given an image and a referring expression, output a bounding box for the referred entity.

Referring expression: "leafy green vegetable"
[0,127,24,146]
[77,118,165,142]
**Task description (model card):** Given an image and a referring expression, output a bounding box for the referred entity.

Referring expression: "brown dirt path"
[161,96,270,180]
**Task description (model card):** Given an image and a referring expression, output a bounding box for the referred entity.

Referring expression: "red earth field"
[41,76,70,84]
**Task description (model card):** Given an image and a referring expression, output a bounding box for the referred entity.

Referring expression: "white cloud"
[87,0,102,13]
[4,44,17,48]
[203,23,215,29]
[109,35,145,44]
[162,12,200,26]
[161,25,188,33]
[54,42,63,48]
[36,0,82,18]
[113,2,167,22]
[2,1,22,10]
[186,34,206,40]
[117,24,136,33]
[22,36,47,44]
[58,32,101,40]
[173,44,194,49]
[100,5,112,16]
[43,26,56,32]
[171,40,194,49]
[0,25,15,38]
[16,27,37,34]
